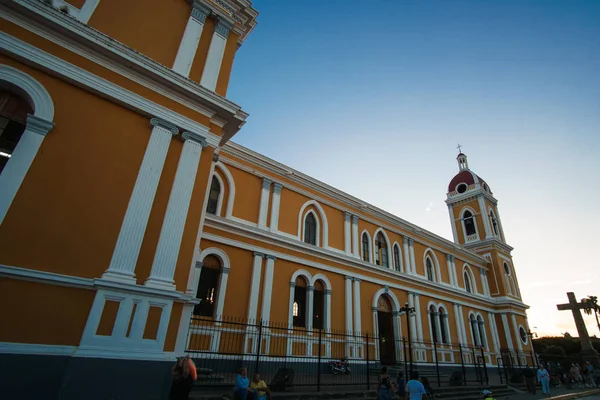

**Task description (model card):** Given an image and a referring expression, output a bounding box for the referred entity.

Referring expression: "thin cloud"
[425,201,434,212]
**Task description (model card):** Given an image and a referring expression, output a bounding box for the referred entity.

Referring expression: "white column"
[172,1,211,77]
[488,312,500,354]
[325,289,331,332]
[451,258,459,288]
[459,305,468,345]
[408,293,418,343]
[344,212,351,254]
[269,183,282,232]
[287,281,296,328]
[478,195,493,239]
[471,318,481,346]
[103,118,177,284]
[510,313,523,351]
[409,238,417,276]
[247,252,264,323]
[260,255,276,323]
[442,313,451,345]
[448,204,458,243]
[0,115,55,225]
[257,177,271,228]
[344,276,353,334]
[414,293,423,342]
[351,215,359,258]
[306,285,314,331]
[403,237,411,274]
[145,131,207,290]
[215,266,229,318]
[200,19,232,91]
[433,310,443,344]
[501,313,515,350]
[353,278,362,334]
[479,268,490,296]
[446,254,455,286]
[453,304,464,345]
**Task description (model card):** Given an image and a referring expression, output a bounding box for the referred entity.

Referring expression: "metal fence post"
[317,327,323,392]
[403,337,408,380]
[433,339,441,387]
[471,348,479,383]
[366,333,370,391]
[480,347,489,386]
[255,318,263,373]
[459,344,466,386]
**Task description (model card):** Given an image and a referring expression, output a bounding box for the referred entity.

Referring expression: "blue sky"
[228,0,600,337]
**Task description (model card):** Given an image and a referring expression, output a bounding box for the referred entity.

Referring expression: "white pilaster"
[0,116,53,224]
[446,254,455,286]
[479,268,490,296]
[214,266,229,318]
[501,313,515,350]
[433,310,443,344]
[287,281,296,328]
[200,19,232,91]
[459,305,468,345]
[488,313,500,354]
[269,183,282,232]
[403,237,411,274]
[495,207,507,242]
[172,1,211,77]
[353,278,362,334]
[408,238,417,275]
[510,313,523,351]
[472,318,482,346]
[247,252,264,323]
[414,292,423,342]
[103,118,178,284]
[306,285,314,331]
[260,255,276,323]
[145,131,207,290]
[453,304,463,345]
[324,289,331,332]
[448,204,458,243]
[408,293,418,343]
[344,212,351,254]
[451,258,459,288]
[351,215,359,258]
[257,178,271,229]
[478,195,493,239]
[344,276,353,334]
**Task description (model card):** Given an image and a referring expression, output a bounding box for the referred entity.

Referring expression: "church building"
[0,0,531,398]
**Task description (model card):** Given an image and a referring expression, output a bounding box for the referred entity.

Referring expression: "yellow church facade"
[0,0,530,398]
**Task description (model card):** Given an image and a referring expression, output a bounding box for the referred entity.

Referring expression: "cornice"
[219,146,489,266]
[446,185,498,206]
[4,0,248,142]
[464,239,514,254]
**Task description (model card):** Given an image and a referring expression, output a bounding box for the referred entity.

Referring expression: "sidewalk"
[507,386,600,400]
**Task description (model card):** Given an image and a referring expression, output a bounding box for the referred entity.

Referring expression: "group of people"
[376,368,435,400]
[521,361,600,397]
[168,357,270,400]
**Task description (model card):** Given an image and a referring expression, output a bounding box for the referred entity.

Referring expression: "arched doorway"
[377,295,396,365]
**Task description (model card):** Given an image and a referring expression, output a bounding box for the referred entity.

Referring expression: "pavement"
[505,386,600,400]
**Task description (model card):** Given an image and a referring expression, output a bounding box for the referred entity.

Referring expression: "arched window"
[477,315,486,347]
[463,210,477,237]
[313,280,325,330]
[464,271,472,293]
[374,232,389,268]
[469,314,480,346]
[489,210,499,236]
[426,258,434,281]
[304,212,317,245]
[393,244,401,272]
[429,305,439,343]
[438,307,448,344]
[362,232,370,262]
[293,276,308,327]
[0,90,33,174]
[194,255,222,317]
[206,176,221,215]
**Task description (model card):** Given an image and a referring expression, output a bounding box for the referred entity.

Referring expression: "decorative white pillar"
[446,254,455,286]
[414,292,423,342]
[214,265,229,318]
[442,313,451,345]
[260,255,276,323]
[451,257,459,288]
[488,313,500,354]
[471,318,481,346]
[447,204,458,243]
[453,304,463,345]
[247,252,264,323]
[433,310,443,344]
[408,292,418,343]
[511,313,523,351]
[172,1,211,77]
[200,19,232,91]
[393,310,403,360]
[501,313,515,350]
[459,305,468,345]
[257,178,271,228]
[479,268,490,296]
[306,285,314,332]
[344,212,351,254]
[145,131,207,290]
[351,215,359,258]
[403,237,411,274]
[478,195,493,239]
[408,238,417,276]
[325,289,331,332]
[344,276,353,334]
[269,183,282,232]
[103,118,178,284]
[0,115,55,225]
[287,281,296,328]
[353,278,362,334]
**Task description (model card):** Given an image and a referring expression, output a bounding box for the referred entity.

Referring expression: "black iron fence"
[185,316,504,392]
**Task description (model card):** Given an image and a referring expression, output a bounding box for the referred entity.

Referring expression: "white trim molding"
[215,161,235,218]
[297,200,329,247]
[372,228,392,269]
[0,65,55,225]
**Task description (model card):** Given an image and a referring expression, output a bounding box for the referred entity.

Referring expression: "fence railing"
[186,316,515,392]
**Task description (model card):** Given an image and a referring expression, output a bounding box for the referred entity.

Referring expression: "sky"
[227,0,600,337]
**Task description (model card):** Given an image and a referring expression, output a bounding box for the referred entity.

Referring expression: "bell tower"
[446,149,520,299]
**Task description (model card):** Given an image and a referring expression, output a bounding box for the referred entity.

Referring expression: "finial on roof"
[456,143,463,154]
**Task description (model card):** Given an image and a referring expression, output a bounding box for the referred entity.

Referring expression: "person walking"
[169,355,198,400]
[406,371,427,400]
[537,364,551,396]
[377,366,394,400]
[523,367,536,394]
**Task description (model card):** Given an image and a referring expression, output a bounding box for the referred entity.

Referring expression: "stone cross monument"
[557,292,599,364]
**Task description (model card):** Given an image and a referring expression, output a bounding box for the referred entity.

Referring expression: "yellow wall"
[229,166,262,223]
[189,17,217,83]
[0,278,93,345]
[89,0,189,68]
[215,31,240,96]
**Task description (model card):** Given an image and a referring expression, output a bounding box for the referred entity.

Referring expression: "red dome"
[448,170,490,193]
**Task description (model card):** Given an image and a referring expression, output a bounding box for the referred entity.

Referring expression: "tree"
[581,295,600,334]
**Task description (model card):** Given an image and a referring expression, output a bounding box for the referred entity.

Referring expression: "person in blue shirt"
[396,372,406,399]
[406,371,427,400]
[537,364,551,395]
[233,367,258,400]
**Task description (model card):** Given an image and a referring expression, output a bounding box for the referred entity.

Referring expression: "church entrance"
[377,295,396,365]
